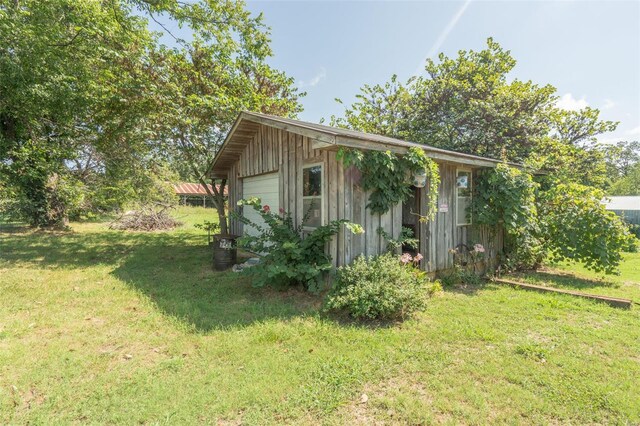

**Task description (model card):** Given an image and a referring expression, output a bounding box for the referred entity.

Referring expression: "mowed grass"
[506,251,640,302]
[1,206,639,424]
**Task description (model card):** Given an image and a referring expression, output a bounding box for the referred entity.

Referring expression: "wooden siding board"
[352,182,365,259]
[288,133,296,224]
[296,134,304,227]
[327,151,339,267]
[343,166,353,265]
[380,208,391,252]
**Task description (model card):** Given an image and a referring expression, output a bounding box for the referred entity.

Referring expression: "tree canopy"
[0,0,303,227]
[331,38,618,188]
[331,39,635,273]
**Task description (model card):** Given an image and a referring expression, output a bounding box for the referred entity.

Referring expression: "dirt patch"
[339,376,449,424]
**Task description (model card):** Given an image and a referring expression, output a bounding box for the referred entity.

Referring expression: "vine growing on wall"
[337,147,440,221]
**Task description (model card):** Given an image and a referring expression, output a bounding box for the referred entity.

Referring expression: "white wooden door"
[241,172,280,237]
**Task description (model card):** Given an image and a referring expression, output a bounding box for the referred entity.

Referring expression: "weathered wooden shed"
[209,112,505,274]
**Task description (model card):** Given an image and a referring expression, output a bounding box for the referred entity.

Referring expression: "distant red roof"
[173,182,227,196]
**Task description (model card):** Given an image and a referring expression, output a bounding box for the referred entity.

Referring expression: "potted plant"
[193,178,240,271]
[211,232,238,271]
[194,219,237,270]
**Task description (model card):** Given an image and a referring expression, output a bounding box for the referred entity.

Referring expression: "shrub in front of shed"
[233,198,363,293]
[325,252,440,321]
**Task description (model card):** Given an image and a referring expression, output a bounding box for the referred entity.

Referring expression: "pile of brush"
[109,204,182,231]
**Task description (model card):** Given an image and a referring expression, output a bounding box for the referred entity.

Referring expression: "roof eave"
[209,111,524,175]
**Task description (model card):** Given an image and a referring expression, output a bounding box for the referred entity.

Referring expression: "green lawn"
[1,207,639,424]
[506,252,640,301]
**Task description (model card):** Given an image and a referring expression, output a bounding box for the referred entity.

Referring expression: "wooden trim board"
[494,278,633,309]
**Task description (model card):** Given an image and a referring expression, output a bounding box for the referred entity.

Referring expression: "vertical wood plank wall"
[417,163,504,272]
[226,124,501,272]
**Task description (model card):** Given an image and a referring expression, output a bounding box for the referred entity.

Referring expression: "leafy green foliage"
[378,226,419,253]
[601,140,639,196]
[473,164,543,270]
[0,0,302,228]
[337,147,440,219]
[609,162,640,196]
[599,141,639,188]
[538,184,636,274]
[233,198,363,292]
[0,0,161,226]
[325,253,437,320]
[331,38,617,189]
[474,164,635,274]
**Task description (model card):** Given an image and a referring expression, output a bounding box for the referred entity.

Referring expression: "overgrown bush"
[473,163,543,270]
[234,198,363,292]
[325,252,439,320]
[473,163,634,274]
[538,183,636,274]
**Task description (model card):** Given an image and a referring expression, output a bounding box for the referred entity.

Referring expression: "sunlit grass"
[1,208,639,424]
[506,252,640,301]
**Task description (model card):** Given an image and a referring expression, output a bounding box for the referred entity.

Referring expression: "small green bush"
[325,253,437,320]
[233,198,363,292]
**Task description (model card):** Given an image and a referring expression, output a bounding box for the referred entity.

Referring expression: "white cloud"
[597,136,623,145]
[414,0,472,76]
[625,125,640,137]
[601,99,615,110]
[597,126,640,144]
[298,67,326,88]
[556,93,588,111]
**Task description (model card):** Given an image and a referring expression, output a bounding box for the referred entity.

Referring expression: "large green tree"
[0,0,302,229]
[331,38,617,188]
[332,38,632,273]
[598,140,640,191]
[0,0,161,226]
[140,0,302,234]
[609,162,640,196]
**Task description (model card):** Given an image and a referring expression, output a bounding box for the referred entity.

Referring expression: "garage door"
[241,172,280,237]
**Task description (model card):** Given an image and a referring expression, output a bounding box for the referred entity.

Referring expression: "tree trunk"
[196,175,228,235]
[215,197,228,235]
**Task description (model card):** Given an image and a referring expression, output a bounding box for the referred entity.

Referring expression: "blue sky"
[152,1,640,144]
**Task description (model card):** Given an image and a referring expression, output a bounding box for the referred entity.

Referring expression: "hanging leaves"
[337,147,440,221]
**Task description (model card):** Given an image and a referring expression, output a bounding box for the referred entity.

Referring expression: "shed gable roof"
[209,111,517,176]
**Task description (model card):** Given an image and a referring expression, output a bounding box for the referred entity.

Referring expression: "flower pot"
[212,234,238,271]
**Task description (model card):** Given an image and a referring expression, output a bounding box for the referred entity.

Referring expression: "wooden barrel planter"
[212,234,238,271]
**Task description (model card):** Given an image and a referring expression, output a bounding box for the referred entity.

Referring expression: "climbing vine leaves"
[472,163,635,274]
[337,147,440,221]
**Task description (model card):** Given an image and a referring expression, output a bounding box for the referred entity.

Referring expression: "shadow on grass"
[0,226,319,332]
[111,240,321,332]
[508,269,618,291]
[438,278,499,297]
[0,228,167,268]
[0,221,31,234]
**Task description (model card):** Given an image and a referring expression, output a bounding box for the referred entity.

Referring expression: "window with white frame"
[302,163,323,228]
[456,169,472,225]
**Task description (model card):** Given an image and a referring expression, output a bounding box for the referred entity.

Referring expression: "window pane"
[457,196,472,225]
[303,198,322,228]
[303,166,322,196]
[457,171,471,197]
